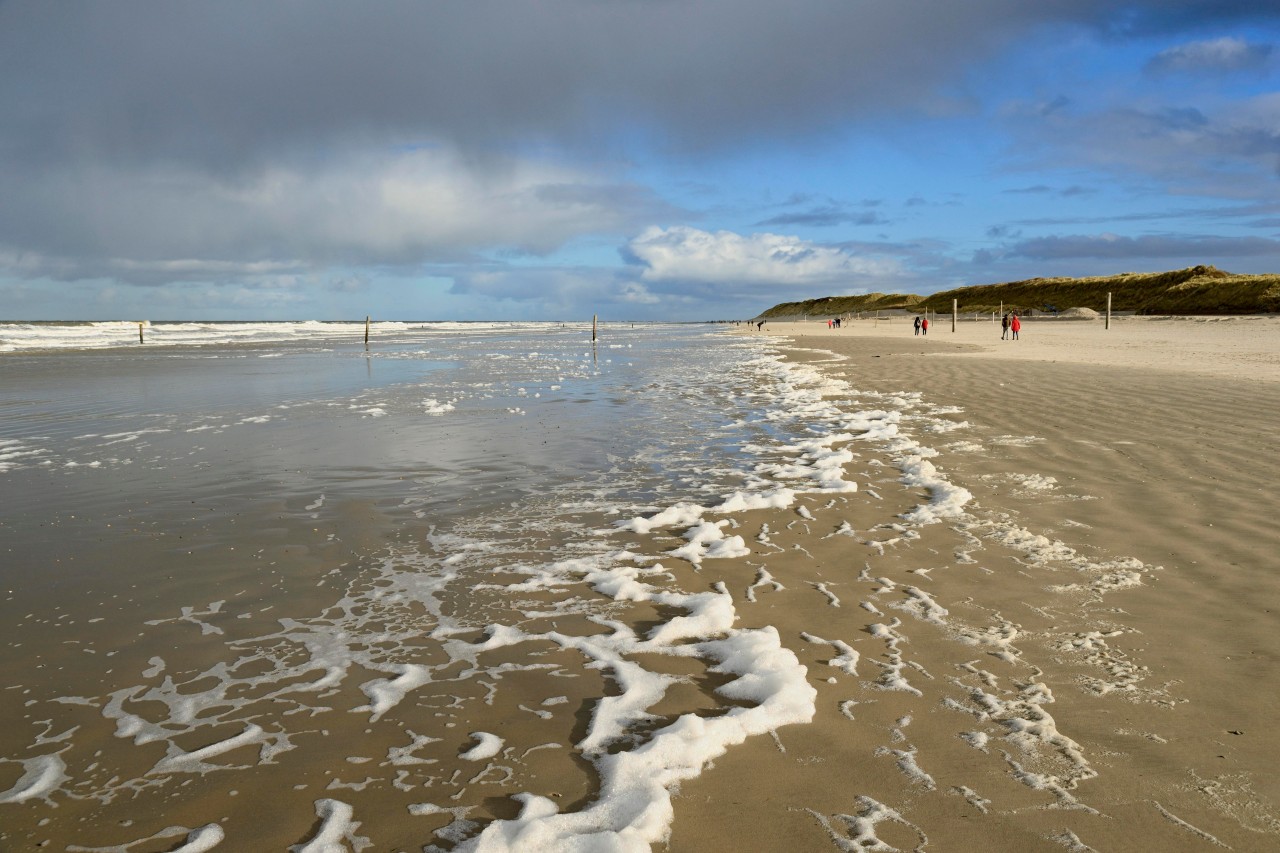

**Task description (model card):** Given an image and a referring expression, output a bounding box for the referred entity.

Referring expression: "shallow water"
[0,323,844,849]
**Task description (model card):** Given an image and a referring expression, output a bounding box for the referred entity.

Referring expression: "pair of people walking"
[913,316,929,336]
[1001,313,1021,340]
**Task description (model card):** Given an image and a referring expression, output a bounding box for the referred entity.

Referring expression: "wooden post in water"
[138,322,144,344]
[364,315,370,347]
[1106,293,1111,330]
[592,314,598,342]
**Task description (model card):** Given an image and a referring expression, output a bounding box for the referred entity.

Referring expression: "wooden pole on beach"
[1106,293,1111,330]
[952,299,957,332]
[593,314,598,342]
[364,315,370,347]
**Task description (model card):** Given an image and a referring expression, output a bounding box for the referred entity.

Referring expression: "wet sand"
[3,319,1278,850]
[663,317,1280,850]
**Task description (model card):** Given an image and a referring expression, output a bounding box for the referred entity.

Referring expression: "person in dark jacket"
[1001,313,1009,340]
[913,316,921,336]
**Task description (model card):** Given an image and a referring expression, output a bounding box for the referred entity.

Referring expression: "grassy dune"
[757,291,924,318]
[757,266,1280,318]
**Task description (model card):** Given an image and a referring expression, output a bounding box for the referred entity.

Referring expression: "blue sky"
[1,1,1278,321]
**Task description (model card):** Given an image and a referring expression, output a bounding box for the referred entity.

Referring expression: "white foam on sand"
[65,823,225,853]
[459,733,504,762]
[291,798,370,853]
[33,521,814,848]
[456,623,816,850]
[613,353,977,572]
[0,753,68,804]
[800,633,860,676]
[150,724,269,775]
[808,795,929,852]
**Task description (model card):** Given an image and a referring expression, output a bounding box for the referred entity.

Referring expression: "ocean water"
[0,321,880,849]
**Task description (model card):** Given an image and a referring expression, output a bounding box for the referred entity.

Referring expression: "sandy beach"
[762,312,1280,381]
[662,316,1280,851]
[2,318,1278,851]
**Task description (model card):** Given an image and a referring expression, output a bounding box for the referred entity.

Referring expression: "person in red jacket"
[1010,313,1021,340]
[921,317,929,335]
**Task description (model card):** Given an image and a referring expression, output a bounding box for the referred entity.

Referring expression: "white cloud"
[618,281,661,304]
[627,226,901,286]
[1146,37,1273,75]
[0,147,672,284]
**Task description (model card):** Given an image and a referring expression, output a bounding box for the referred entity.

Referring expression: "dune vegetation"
[756,291,925,318]
[757,266,1280,319]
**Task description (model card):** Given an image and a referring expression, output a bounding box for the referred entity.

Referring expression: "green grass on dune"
[757,291,924,318]
[756,266,1280,318]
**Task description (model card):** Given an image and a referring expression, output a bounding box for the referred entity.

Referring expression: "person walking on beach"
[1001,313,1009,340]
[921,317,929,335]
[1010,313,1021,340]
[913,316,921,336]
